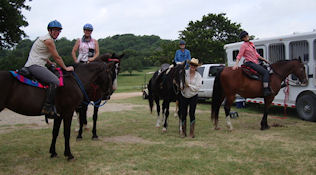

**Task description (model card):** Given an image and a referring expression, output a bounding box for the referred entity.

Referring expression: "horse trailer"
[224,31,316,121]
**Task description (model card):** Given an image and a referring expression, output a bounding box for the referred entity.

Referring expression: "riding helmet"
[239,31,248,40]
[47,20,62,30]
[83,23,93,31]
[179,40,186,45]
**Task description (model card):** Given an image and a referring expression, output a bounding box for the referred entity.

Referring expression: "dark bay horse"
[0,61,115,160]
[76,53,123,140]
[211,59,307,131]
[148,62,186,132]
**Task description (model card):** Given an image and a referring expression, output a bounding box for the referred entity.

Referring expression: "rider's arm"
[72,39,80,63]
[88,39,100,62]
[174,50,180,63]
[233,44,246,70]
[258,56,270,64]
[44,39,73,71]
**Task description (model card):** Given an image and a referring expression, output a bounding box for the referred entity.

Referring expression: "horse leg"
[224,95,235,131]
[174,100,179,117]
[92,102,100,140]
[155,98,161,127]
[49,117,63,158]
[76,104,87,140]
[212,96,225,130]
[162,100,170,132]
[261,98,272,130]
[63,111,74,160]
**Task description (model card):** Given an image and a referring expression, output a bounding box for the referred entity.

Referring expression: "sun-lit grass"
[116,67,158,93]
[0,96,315,175]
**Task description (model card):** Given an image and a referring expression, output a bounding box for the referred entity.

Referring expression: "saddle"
[10,66,64,88]
[241,62,273,81]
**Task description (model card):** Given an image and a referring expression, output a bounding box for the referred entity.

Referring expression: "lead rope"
[283,78,290,116]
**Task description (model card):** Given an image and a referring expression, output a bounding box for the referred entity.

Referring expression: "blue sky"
[23,0,316,41]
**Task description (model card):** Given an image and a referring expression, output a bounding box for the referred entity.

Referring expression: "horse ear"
[173,61,176,67]
[298,56,302,63]
[112,53,117,58]
[183,60,187,66]
[119,54,125,59]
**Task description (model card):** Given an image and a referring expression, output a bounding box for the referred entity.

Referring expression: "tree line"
[1,9,245,75]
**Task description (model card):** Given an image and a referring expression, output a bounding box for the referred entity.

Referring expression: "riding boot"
[41,83,58,119]
[263,87,272,97]
[189,122,195,138]
[180,120,187,138]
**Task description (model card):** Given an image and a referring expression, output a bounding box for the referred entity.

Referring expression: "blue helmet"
[239,31,248,40]
[83,23,93,31]
[47,20,62,29]
[179,40,186,45]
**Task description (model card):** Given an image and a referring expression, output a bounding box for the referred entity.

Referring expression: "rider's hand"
[232,65,239,70]
[65,66,74,72]
[88,57,94,62]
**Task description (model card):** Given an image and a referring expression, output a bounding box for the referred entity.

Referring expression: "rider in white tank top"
[25,34,53,67]
[77,38,95,62]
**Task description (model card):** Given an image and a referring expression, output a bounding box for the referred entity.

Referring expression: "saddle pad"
[10,68,64,89]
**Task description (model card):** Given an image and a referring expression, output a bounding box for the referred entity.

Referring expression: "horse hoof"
[92,136,99,140]
[76,137,82,141]
[214,127,221,130]
[260,125,270,130]
[67,155,75,161]
[50,153,58,158]
[162,128,167,132]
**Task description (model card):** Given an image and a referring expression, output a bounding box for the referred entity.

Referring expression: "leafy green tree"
[180,13,243,63]
[0,0,31,49]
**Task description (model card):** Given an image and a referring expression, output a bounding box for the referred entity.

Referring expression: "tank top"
[25,34,53,67]
[77,38,95,62]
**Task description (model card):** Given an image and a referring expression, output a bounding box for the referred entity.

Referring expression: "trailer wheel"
[296,94,316,122]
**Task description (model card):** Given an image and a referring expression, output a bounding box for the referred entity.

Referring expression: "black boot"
[41,83,58,119]
[263,87,272,97]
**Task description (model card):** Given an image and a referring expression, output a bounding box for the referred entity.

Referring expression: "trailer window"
[290,40,309,62]
[269,43,285,63]
[256,48,264,57]
[232,50,239,61]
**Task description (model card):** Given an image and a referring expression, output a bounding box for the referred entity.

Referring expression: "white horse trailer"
[224,31,316,121]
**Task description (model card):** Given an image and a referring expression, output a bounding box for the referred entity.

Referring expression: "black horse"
[148,62,186,132]
[76,53,123,140]
[0,61,116,160]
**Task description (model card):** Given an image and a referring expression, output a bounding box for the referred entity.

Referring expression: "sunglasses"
[52,28,62,32]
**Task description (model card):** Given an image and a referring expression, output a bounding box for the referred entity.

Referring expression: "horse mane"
[94,53,112,62]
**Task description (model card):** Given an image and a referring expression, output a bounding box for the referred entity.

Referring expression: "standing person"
[180,58,202,138]
[174,40,191,69]
[72,23,99,63]
[232,31,272,96]
[24,20,74,119]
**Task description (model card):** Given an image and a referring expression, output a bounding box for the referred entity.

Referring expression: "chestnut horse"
[211,59,307,131]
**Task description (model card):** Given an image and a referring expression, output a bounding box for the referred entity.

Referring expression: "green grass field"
[116,67,158,93]
[0,96,315,175]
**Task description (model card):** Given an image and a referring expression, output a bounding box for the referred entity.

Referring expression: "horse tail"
[211,68,224,121]
[148,79,154,114]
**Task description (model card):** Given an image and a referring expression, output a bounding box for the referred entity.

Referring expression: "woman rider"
[24,20,74,118]
[232,31,272,97]
[180,58,202,138]
[72,23,99,63]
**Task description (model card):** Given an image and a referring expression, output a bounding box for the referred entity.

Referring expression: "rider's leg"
[244,62,272,96]
[28,65,59,118]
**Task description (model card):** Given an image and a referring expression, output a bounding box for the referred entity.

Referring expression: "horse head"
[292,58,308,85]
[95,53,124,100]
[170,61,186,94]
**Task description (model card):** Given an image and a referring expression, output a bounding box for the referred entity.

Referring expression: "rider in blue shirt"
[174,40,191,69]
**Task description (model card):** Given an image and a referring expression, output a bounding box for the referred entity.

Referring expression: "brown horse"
[0,61,116,160]
[211,59,307,131]
[76,53,123,140]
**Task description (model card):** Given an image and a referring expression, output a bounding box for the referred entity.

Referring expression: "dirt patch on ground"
[0,92,142,127]
[101,135,162,144]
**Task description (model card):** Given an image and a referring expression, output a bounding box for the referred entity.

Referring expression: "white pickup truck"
[196,64,225,100]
